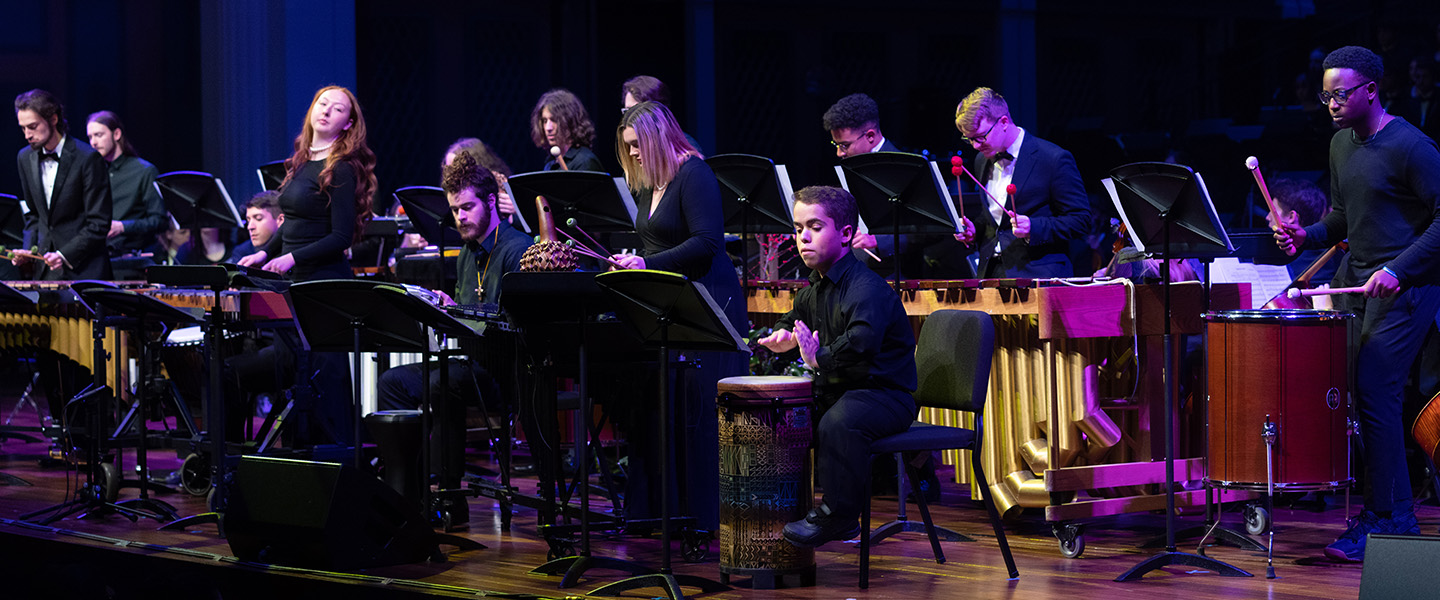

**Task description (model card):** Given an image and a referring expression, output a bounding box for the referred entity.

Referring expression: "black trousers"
[1337,284,1440,514]
[815,387,917,520]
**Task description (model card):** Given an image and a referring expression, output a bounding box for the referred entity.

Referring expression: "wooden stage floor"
[0,410,1415,600]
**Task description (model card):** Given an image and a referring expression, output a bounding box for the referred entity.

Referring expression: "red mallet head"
[950,155,964,168]
[1006,184,1017,195]
[951,166,964,177]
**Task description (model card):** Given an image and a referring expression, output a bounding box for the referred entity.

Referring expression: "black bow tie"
[37,151,57,162]
[994,151,1015,162]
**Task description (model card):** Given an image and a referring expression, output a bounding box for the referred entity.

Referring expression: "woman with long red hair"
[246,85,376,281]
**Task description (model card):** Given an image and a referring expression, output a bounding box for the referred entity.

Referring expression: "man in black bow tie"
[952,87,1089,279]
[14,89,112,280]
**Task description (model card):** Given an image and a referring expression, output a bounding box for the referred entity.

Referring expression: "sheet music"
[1210,257,1293,308]
[505,179,532,234]
[214,177,244,227]
[929,161,963,232]
[775,164,796,222]
[1102,177,1141,253]
[613,177,639,224]
[833,165,870,234]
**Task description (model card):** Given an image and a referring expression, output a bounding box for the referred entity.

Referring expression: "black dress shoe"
[783,504,861,548]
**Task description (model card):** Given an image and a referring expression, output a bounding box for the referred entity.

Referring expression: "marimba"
[747,277,1256,555]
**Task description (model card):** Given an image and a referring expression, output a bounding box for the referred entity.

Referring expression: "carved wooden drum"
[716,375,816,588]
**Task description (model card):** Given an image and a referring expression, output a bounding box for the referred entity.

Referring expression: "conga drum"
[716,376,816,588]
[1205,309,1353,490]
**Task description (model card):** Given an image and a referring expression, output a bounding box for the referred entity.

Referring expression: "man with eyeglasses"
[951,87,1089,279]
[1274,45,1440,563]
[822,94,904,267]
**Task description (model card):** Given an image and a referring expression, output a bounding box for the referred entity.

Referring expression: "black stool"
[364,409,424,505]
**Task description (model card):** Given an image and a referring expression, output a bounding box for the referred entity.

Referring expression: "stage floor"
[0,406,1413,600]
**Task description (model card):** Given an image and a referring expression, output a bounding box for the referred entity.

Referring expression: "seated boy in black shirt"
[759,185,919,547]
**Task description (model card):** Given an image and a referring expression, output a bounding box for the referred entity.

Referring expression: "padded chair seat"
[871,423,976,455]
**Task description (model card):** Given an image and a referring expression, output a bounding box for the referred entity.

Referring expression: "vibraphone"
[748,277,1256,555]
[0,281,147,391]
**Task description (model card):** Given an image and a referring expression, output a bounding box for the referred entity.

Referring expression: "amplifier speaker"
[224,455,439,570]
[1360,533,1440,599]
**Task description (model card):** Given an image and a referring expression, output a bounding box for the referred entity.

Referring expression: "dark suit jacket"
[970,132,1090,278]
[17,136,113,279]
[875,138,901,153]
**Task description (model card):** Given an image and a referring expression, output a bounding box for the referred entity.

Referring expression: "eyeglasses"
[1318,81,1372,106]
[961,119,1001,145]
[830,131,871,152]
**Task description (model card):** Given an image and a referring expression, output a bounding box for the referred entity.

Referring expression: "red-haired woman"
[248,85,376,281]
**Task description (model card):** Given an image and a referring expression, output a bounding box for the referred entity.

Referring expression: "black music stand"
[589,270,747,600]
[256,160,287,192]
[707,154,795,285]
[155,171,244,230]
[82,288,203,522]
[1105,162,1249,582]
[20,282,167,524]
[0,282,38,459]
[505,271,658,588]
[286,280,488,541]
[395,186,460,292]
[150,264,285,533]
[841,152,962,288]
[508,170,639,237]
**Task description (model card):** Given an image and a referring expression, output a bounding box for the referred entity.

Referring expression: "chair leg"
[905,456,946,564]
[972,451,1018,579]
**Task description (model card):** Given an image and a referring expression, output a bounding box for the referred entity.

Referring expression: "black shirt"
[1304,117,1440,286]
[544,146,605,173]
[106,154,166,252]
[775,251,916,398]
[456,221,532,306]
[279,159,357,281]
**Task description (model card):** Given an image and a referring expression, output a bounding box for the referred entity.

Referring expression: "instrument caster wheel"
[179,453,210,496]
[1244,504,1271,536]
[680,530,710,563]
[99,461,121,503]
[1053,523,1085,559]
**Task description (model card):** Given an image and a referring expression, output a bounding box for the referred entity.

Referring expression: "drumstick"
[564,217,613,257]
[1006,183,1018,216]
[9,249,43,261]
[949,156,1008,213]
[557,229,627,269]
[551,146,568,170]
[1287,286,1366,299]
[1245,156,1283,230]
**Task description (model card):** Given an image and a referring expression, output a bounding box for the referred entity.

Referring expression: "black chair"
[859,309,1018,588]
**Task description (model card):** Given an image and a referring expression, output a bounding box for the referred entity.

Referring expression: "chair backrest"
[913,309,995,415]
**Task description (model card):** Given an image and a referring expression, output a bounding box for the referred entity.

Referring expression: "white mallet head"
[1287,288,1302,299]
[1245,156,1259,170]
[550,145,562,157]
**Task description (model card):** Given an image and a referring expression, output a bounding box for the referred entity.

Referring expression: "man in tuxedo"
[953,87,1090,279]
[14,89,112,280]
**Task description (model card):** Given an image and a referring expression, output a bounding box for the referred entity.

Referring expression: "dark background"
[1,0,1437,235]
